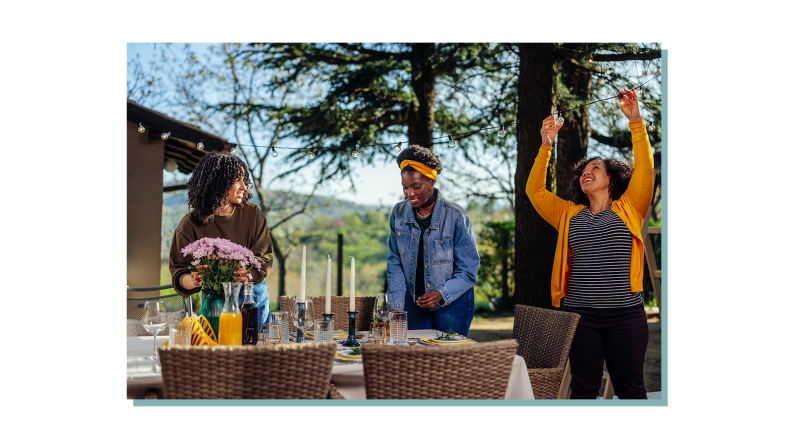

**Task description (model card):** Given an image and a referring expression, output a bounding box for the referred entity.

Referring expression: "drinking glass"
[142,301,168,361]
[374,293,391,325]
[389,310,408,345]
[314,319,334,342]
[258,323,281,346]
[290,296,315,342]
[270,311,289,344]
[370,325,387,344]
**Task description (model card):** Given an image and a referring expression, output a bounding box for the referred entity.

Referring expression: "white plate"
[429,336,466,344]
[336,350,362,360]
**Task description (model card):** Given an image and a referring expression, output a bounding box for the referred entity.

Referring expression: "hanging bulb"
[231,145,238,154]
[599,78,606,84]
[648,122,656,131]
[393,142,402,154]
[164,158,177,173]
[308,150,315,160]
[352,149,360,159]
[161,132,171,140]
[605,69,611,75]
[270,146,278,158]
[555,114,564,125]
[138,123,145,133]
[448,135,456,148]
[497,126,506,138]
[588,58,593,62]
[197,141,204,150]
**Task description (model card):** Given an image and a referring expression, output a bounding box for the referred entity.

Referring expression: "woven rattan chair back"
[362,339,518,399]
[278,296,375,332]
[159,342,336,399]
[127,285,189,320]
[511,304,580,399]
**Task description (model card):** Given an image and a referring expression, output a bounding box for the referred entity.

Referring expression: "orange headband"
[399,160,438,181]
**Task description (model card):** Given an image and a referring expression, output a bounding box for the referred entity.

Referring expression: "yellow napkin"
[419,338,478,346]
[335,351,363,360]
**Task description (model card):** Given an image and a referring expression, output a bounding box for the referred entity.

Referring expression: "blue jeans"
[237,281,270,329]
[403,287,475,336]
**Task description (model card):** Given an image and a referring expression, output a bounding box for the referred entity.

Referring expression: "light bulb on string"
[648,122,656,131]
[231,145,237,154]
[197,140,204,150]
[161,132,171,140]
[497,126,506,138]
[605,69,611,75]
[270,146,278,158]
[599,78,606,84]
[588,58,593,62]
[308,150,315,160]
[448,135,456,148]
[352,149,360,159]
[555,113,564,126]
[138,123,145,133]
[393,142,402,154]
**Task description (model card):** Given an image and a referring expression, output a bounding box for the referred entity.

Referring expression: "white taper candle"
[325,255,332,314]
[299,245,306,302]
[350,256,355,311]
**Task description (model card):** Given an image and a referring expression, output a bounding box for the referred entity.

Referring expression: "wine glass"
[258,323,281,346]
[374,293,392,324]
[290,296,315,342]
[142,301,168,362]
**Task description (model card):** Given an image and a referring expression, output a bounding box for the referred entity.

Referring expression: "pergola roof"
[127,99,234,174]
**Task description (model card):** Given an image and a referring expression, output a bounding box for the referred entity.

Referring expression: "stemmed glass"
[374,293,391,325]
[142,301,168,363]
[290,297,315,342]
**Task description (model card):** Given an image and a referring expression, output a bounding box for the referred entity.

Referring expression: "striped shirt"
[564,206,643,308]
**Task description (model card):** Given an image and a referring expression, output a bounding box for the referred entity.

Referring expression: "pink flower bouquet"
[181,237,262,292]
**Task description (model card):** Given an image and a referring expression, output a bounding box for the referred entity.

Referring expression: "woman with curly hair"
[386,145,480,336]
[169,152,273,328]
[526,88,654,399]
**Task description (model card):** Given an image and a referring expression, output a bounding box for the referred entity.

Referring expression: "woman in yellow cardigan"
[527,88,654,399]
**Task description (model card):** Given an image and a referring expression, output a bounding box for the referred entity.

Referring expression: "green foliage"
[476,220,515,310]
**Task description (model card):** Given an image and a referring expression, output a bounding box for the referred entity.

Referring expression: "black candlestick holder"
[341,310,360,347]
[322,312,334,322]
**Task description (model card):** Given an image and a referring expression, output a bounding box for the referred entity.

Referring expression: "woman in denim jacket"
[386,145,480,336]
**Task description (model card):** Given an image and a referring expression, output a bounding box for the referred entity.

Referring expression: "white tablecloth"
[126,330,534,400]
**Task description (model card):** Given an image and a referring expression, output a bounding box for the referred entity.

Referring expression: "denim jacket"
[386,189,480,311]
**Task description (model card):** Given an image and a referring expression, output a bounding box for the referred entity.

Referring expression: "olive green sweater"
[169,203,274,298]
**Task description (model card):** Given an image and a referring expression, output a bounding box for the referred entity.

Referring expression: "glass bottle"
[240,282,259,345]
[219,282,243,345]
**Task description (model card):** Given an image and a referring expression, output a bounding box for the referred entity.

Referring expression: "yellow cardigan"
[526,119,654,308]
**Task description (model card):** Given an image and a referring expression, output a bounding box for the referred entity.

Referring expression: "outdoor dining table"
[127,329,534,400]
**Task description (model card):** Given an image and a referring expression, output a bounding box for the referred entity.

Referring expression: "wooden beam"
[164,184,188,192]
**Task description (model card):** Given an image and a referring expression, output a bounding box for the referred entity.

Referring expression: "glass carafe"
[219,282,243,345]
[240,282,259,345]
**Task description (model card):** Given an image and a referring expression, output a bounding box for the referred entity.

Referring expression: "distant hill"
[160,188,388,259]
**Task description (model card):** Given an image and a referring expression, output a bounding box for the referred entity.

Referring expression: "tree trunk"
[271,235,288,300]
[407,43,437,150]
[556,45,592,201]
[513,43,559,310]
[500,227,511,309]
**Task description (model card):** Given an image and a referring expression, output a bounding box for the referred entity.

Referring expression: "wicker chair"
[362,339,518,399]
[159,342,336,399]
[511,305,580,399]
[278,296,375,332]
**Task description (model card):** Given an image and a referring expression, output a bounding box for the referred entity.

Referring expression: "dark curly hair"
[569,156,633,206]
[396,144,442,175]
[187,152,253,224]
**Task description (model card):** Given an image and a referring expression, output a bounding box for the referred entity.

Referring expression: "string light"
[131,74,659,158]
[231,145,237,154]
[164,158,177,172]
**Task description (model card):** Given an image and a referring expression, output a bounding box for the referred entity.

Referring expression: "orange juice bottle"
[219,312,243,345]
[219,282,243,345]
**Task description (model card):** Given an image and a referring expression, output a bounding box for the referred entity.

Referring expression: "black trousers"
[565,304,648,399]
